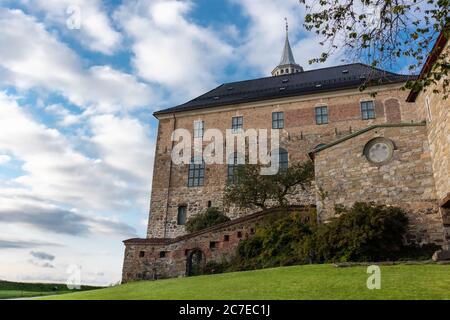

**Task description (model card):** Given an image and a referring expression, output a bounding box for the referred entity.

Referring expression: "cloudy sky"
[0,0,410,286]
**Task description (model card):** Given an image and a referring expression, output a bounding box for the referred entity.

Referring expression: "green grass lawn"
[0,280,101,299]
[42,264,450,300]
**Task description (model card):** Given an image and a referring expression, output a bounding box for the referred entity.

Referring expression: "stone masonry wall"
[148,86,420,238]
[414,39,450,244]
[123,206,312,282]
[314,124,444,245]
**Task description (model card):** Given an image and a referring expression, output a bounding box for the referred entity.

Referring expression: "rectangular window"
[194,120,204,138]
[315,106,328,125]
[272,112,284,129]
[231,116,243,133]
[177,206,187,225]
[361,101,375,120]
[188,159,205,187]
[227,152,241,184]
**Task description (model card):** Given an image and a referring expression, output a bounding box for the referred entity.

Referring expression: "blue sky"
[0,0,414,285]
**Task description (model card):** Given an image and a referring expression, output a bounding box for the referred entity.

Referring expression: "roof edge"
[123,205,313,245]
[308,122,427,160]
[153,77,411,118]
[407,29,449,102]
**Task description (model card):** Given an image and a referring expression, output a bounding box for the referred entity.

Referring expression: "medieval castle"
[121,27,450,282]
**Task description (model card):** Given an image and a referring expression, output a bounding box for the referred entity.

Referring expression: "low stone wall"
[122,206,313,283]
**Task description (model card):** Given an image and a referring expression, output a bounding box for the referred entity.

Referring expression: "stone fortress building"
[122,26,449,282]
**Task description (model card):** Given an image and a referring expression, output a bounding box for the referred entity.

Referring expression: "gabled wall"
[314,124,444,245]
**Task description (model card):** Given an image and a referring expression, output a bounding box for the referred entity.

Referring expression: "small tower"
[271,19,304,76]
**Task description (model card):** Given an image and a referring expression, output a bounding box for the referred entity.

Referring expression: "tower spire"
[285,17,288,36]
[271,18,304,76]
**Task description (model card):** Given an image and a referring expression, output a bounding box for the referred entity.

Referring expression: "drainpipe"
[163,113,176,238]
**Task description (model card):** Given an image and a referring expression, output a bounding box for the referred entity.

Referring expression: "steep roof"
[406,29,449,102]
[154,63,413,117]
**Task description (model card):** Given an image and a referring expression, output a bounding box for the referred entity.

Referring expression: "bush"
[201,261,231,275]
[395,243,440,261]
[229,203,412,271]
[185,207,231,233]
[230,210,316,271]
[195,203,428,275]
[313,202,409,262]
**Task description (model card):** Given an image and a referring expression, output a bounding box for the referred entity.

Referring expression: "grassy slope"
[43,264,450,300]
[0,280,100,299]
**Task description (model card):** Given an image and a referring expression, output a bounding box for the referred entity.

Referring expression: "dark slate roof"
[154,63,413,117]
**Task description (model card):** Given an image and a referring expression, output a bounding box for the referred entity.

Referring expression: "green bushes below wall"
[185,207,231,233]
[201,202,440,275]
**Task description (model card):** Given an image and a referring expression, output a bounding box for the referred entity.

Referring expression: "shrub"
[201,261,231,275]
[197,203,424,275]
[185,207,231,233]
[313,202,409,262]
[229,203,411,271]
[395,243,440,261]
[230,210,316,270]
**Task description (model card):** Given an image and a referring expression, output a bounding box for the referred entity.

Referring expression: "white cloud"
[0,8,154,112]
[0,193,137,237]
[0,155,11,165]
[0,92,153,213]
[17,0,122,54]
[115,0,234,99]
[89,114,154,182]
[45,104,82,127]
[234,0,344,75]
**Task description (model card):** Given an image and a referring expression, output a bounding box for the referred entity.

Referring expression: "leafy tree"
[185,207,230,233]
[223,161,314,211]
[299,0,450,98]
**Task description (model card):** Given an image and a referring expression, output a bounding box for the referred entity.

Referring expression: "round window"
[363,137,394,165]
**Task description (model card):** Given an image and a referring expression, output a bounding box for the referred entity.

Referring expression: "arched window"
[177,206,187,225]
[273,148,289,171]
[188,157,205,187]
[227,152,243,184]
